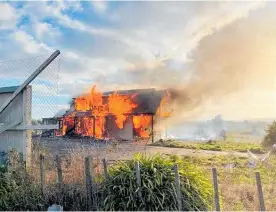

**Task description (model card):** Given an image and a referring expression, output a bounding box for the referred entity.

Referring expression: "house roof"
[104,88,167,114]
[0,86,19,94]
[103,88,156,96]
[69,88,169,116]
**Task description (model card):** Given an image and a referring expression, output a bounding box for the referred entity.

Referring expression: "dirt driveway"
[36,137,250,162]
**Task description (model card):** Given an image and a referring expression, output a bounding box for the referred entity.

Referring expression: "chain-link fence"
[0,52,61,162]
[0,52,60,121]
[0,51,150,188]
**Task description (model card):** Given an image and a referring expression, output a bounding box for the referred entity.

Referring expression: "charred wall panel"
[105,115,133,140]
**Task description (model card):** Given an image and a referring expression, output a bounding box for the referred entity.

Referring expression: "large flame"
[156,92,173,118]
[108,92,136,129]
[56,85,172,139]
[133,115,152,138]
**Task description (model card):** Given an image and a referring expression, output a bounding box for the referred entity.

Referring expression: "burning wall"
[56,86,172,140]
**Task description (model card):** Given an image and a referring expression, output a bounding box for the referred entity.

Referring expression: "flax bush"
[99,154,213,211]
[1,150,213,211]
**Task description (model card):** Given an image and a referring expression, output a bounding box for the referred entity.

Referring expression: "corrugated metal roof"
[0,86,19,94]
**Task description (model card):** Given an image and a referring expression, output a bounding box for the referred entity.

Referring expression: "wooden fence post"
[255,172,266,211]
[174,164,182,211]
[85,156,92,211]
[40,154,45,195]
[19,152,24,165]
[212,167,220,211]
[102,158,108,180]
[56,155,63,205]
[135,161,142,200]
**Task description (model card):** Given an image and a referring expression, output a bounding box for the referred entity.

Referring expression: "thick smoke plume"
[90,1,272,125]
[167,5,276,122]
[78,1,275,123]
[125,3,276,126]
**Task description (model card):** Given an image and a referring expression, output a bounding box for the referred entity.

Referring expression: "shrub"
[263,121,276,148]
[0,152,47,211]
[99,154,213,211]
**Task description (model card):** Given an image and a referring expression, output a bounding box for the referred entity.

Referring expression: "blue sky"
[1,1,276,121]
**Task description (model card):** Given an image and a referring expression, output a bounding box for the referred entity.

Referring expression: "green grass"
[150,139,265,154]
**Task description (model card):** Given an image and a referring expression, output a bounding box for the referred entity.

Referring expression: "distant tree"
[263,121,276,148]
[32,119,42,125]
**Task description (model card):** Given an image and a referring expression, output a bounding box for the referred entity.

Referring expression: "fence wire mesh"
[0,52,60,121]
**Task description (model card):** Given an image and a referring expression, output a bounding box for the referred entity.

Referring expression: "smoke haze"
[72,1,276,122]
[116,1,276,124]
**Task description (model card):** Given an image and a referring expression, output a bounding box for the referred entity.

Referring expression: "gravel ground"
[34,137,250,162]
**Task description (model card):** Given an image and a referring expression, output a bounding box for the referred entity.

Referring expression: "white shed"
[0,85,32,163]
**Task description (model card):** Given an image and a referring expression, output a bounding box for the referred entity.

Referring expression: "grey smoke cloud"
[101,1,276,124]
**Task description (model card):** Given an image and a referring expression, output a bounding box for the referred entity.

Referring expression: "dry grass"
[151,139,265,154]
[184,154,276,211]
[30,137,141,185]
[5,137,276,211]
[220,183,259,211]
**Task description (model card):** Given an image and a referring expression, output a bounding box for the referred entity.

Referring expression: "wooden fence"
[38,154,266,211]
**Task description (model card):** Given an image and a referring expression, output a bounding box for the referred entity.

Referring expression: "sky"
[0,0,276,121]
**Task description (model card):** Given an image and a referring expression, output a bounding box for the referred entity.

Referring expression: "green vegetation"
[263,121,276,148]
[2,144,276,211]
[0,151,87,211]
[100,154,213,211]
[0,152,213,211]
[0,154,46,211]
[151,139,265,154]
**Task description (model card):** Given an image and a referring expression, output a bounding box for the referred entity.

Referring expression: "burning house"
[55,86,172,141]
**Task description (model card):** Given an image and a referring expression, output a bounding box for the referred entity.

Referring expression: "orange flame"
[133,115,152,138]
[108,92,136,129]
[60,116,74,136]
[156,94,172,117]
[75,117,93,136]
[56,86,172,139]
[75,85,106,116]
[61,86,138,137]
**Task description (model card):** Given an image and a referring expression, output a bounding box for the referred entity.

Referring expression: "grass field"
[31,146,276,211]
[1,136,275,211]
[150,139,265,154]
[182,154,276,211]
